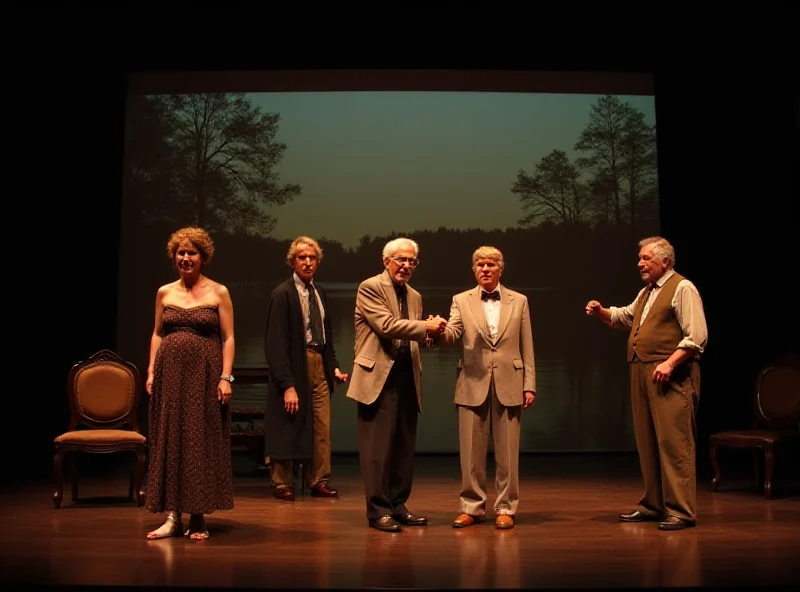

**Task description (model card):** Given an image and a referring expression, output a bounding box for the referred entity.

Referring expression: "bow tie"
[481,290,500,302]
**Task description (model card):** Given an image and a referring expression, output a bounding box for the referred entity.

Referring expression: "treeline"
[126,219,647,306]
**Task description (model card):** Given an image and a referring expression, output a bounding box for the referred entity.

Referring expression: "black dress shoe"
[658,516,695,531]
[369,515,402,532]
[393,512,428,526]
[619,510,661,522]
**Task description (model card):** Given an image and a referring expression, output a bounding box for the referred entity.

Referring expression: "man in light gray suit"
[346,237,447,532]
[436,246,536,530]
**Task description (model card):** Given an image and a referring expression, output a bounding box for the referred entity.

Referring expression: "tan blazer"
[346,270,429,410]
[440,284,536,407]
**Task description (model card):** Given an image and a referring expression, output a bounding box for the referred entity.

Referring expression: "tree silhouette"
[574,95,628,226]
[123,93,301,236]
[511,95,658,230]
[618,110,658,227]
[511,149,585,226]
[575,95,658,227]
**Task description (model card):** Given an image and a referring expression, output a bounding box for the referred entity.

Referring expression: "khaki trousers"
[457,382,521,517]
[271,349,332,489]
[630,359,700,521]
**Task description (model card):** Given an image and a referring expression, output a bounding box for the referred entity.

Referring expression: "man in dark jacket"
[264,236,349,501]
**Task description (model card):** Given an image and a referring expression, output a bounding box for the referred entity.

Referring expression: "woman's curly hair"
[166,227,215,264]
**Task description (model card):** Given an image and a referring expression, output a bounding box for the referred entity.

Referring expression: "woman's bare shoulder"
[156,281,180,298]
[208,279,230,297]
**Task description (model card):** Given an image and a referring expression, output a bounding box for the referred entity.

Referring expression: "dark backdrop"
[9,41,796,485]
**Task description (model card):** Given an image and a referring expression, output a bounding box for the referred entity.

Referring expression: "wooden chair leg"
[763,446,775,499]
[709,442,722,492]
[53,449,65,509]
[134,447,147,506]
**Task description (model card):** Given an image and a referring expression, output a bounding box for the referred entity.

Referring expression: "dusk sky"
[246,91,657,249]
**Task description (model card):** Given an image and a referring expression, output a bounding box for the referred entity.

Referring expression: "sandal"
[184,514,209,540]
[146,512,182,540]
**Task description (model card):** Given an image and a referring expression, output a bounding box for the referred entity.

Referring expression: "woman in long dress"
[144,226,235,540]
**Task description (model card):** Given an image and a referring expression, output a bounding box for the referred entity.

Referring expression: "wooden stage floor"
[1,453,798,590]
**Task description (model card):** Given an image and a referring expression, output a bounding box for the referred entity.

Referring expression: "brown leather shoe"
[274,486,295,501]
[658,516,695,531]
[310,483,339,498]
[453,513,478,528]
[495,515,514,529]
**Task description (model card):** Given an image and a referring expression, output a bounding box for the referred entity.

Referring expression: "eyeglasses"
[391,256,419,268]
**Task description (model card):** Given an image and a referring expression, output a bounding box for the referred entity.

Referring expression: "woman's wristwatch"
[220,375,235,383]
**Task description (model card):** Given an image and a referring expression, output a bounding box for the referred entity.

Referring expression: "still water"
[229,281,635,454]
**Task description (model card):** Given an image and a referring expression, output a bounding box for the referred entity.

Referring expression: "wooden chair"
[709,354,800,498]
[229,367,270,470]
[53,349,147,508]
[230,366,308,495]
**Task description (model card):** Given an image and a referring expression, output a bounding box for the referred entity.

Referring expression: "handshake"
[424,314,447,348]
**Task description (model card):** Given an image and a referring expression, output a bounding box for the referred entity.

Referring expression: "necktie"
[395,284,409,353]
[639,284,656,326]
[481,290,500,301]
[307,283,324,346]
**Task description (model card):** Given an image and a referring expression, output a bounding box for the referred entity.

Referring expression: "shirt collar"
[654,269,675,289]
[293,272,313,291]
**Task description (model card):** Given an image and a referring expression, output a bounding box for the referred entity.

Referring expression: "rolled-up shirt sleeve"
[609,286,648,330]
[674,280,708,354]
[607,280,708,357]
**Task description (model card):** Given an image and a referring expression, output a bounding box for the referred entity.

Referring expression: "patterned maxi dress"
[146,305,234,514]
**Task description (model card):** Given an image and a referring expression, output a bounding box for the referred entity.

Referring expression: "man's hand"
[334,368,349,383]
[425,314,447,335]
[652,361,674,384]
[425,314,445,348]
[652,349,694,384]
[585,300,612,324]
[523,391,536,409]
[284,386,299,414]
[585,300,603,316]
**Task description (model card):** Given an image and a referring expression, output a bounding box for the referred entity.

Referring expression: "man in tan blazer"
[437,246,536,530]
[346,237,447,533]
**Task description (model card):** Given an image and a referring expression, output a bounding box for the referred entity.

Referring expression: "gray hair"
[639,236,675,269]
[382,237,419,259]
[286,235,323,266]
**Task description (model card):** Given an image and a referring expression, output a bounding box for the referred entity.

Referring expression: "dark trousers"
[356,356,419,520]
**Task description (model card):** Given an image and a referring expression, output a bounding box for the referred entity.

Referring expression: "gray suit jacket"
[440,284,536,407]
[346,270,428,410]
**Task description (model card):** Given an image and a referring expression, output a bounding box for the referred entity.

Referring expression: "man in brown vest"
[585,236,708,531]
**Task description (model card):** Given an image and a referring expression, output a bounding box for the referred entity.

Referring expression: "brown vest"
[626,272,685,363]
